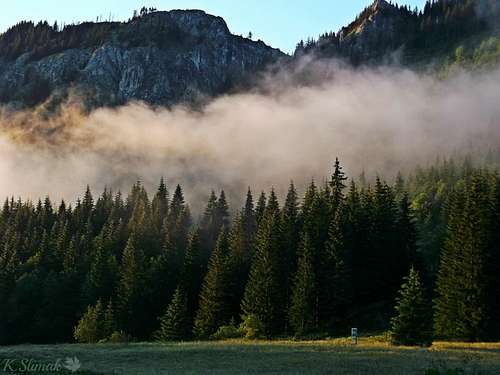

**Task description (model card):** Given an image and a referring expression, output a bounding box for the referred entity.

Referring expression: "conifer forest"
[1,157,499,346]
[2,2,500,374]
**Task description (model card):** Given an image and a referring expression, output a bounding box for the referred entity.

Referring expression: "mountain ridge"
[297,0,500,66]
[0,0,499,109]
[0,9,285,108]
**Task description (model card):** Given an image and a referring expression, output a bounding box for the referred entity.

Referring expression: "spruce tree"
[280,182,300,315]
[395,193,419,275]
[288,233,316,336]
[490,177,500,336]
[155,287,191,341]
[243,188,257,240]
[82,185,94,226]
[370,177,400,302]
[302,184,333,327]
[167,185,186,234]
[199,189,230,262]
[180,230,204,320]
[241,190,284,337]
[216,190,230,230]
[193,229,231,338]
[434,184,466,339]
[394,172,406,201]
[83,231,118,305]
[0,236,19,344]
[74,300,103,343]
[200,191,219,254]
[147,225,186,335]
[226,191,256,322]
[330,158,348,210]
[265,189,280,217]
[151,177,169,240]
[255,191,267,225]
[74,299,116,343]
[324,206,352,329]
[103,300,117,337]
[349,182,376,306]
[435,174,495,341]
[155,196,192,316]
[390,267,433,346]
[93,188,113,234]
[117,236,146,338]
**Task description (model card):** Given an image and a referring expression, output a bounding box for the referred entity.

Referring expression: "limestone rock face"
[0,10,285,108]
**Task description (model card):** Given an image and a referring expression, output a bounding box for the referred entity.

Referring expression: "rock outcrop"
[0,10,285,108]
[336,0,414,63]
[296,0,500,66]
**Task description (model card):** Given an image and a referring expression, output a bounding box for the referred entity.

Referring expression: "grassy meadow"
[1,337,500,375]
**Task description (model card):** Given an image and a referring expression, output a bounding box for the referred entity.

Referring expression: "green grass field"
[1,338,500,374]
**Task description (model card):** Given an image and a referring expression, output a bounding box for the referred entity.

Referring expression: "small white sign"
[351,328,358,344]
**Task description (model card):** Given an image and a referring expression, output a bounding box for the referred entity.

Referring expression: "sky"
[0,0,427,53]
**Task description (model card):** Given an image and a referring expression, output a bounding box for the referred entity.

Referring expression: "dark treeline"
[0,158,499,345]
[0,21,118,61]
[296,0,500,64]
[0,7,183,62]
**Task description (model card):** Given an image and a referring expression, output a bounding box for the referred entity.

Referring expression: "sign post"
[351,328,358,345]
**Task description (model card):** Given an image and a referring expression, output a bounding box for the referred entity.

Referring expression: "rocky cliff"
[0,10,285,108]
[1,0,498,109]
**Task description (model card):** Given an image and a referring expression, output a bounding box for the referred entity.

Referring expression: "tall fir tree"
[330,158,348,211]
[83,230,119,306]
[490,177,500,335]
[216,190,230,230]
[435,174,496,341]
[151,177,169,239]
[180,230,205,322]
[117,235,147,339]
[156,185,191,310]
[434,183,466,339]
[74,299,116,343]
[226,189,256,322]
[241,189,284,337]
[280,181,300,321]
[288,233,316,336]
[390,267,433,346]
[167,185,186,240]
[396,193,419,275]
[369,177,400,303]
[324,205,352,330]
[200,191,219,255]
[193,229,231,338]
[303,184,333,327]
[155,287,191,341]
[255,191,267,226]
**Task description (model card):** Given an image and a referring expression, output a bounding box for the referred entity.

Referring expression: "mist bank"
[0,61,499,210]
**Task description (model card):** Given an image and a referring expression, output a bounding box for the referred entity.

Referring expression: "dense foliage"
[296,0,500,66]
[0,8,186,62]
[0,158,499,344]
[440,37,500,75]
[390,267,433,346]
